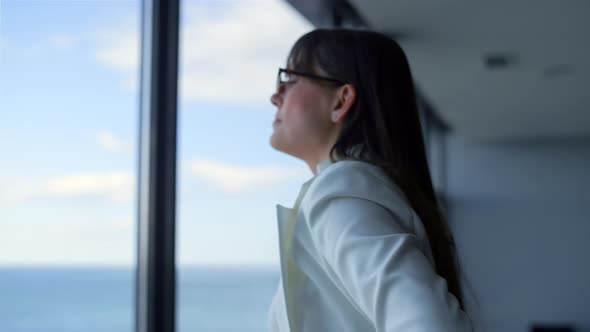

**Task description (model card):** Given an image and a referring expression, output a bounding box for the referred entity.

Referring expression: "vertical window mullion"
[136,0,180,332]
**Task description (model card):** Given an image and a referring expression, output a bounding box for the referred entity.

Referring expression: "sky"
[0,0,312,267]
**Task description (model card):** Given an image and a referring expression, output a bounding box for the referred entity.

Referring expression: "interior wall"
[434,133,590,332]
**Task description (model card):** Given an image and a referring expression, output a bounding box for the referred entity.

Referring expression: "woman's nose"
[271,83,286,107]
[270,91,281,108]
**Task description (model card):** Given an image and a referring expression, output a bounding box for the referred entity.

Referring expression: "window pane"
[176,1,311,331]
[0,1,140,331]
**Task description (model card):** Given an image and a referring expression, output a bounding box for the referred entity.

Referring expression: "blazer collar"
[316,159,334,175]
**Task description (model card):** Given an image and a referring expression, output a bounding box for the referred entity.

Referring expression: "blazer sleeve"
[303,194,473,332]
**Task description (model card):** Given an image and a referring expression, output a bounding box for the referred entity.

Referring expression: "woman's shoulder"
[320,159,379,173]
[312,160,399,193]
[315,159,388,182]
[305,160,413,218]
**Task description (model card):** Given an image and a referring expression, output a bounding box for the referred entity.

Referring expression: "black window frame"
[135,0,180,331]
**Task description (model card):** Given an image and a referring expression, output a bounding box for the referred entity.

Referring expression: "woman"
[268,28,472,331]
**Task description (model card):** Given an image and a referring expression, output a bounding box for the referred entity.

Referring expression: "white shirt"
[268,159,473,331]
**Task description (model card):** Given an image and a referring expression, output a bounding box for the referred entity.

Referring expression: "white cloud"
[179,0,311,104]
[92,16,140,92]
[2,171,135,203]
[96,130,132,152]
[49,33,76,51]
[0,172,134,266]
[3,33,76,60]
[42,172,133,201]
[92,0,311,104]
[177,215,279,267]
[187,159,309,194]
[0,216,135,266]
[95,33,138,72]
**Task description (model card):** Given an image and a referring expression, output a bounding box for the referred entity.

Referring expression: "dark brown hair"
[288,28,465,309]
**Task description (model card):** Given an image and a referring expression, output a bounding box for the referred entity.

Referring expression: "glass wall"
[0,1,140,331]
[176,1,311,331]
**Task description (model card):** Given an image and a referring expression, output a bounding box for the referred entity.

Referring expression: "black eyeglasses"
[277,68,347,87]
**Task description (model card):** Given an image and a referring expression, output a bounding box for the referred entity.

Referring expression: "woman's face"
[269,69,336,163]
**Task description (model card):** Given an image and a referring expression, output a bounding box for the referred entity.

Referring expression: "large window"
[0,0,313,330]
[0,1,140,331]
[176,0,310,330]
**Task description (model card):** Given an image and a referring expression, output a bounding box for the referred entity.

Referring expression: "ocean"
[0,267,280,332]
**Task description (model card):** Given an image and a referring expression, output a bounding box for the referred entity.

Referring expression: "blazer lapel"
[276,178,314,331]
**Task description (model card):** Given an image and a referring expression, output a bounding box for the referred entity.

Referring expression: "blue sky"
[0,0,312,266]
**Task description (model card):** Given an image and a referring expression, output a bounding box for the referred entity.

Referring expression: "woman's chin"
[269,134,281,150]
[270,136,290,156]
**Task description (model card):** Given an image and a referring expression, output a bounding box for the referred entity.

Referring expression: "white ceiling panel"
[343,0,590,140]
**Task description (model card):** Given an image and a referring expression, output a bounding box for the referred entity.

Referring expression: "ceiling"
[287,0,590,141]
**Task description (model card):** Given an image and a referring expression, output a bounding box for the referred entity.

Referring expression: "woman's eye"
[279,70,300,86]
[284,75,296,84]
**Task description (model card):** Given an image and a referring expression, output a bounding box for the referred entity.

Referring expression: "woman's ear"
[331,84,356,123]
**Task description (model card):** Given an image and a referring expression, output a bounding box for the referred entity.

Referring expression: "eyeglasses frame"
[277,68,347,88]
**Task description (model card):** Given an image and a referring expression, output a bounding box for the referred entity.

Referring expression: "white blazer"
[268,159,472,332]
